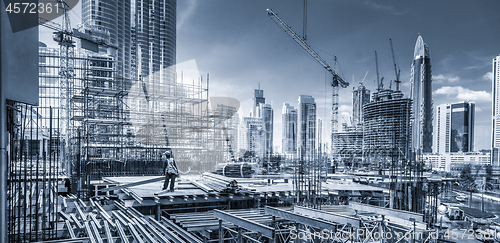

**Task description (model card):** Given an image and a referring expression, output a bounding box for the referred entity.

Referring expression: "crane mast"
[389,38,401,91]
[266,9,349,159]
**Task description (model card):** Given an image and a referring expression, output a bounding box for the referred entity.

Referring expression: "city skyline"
[39,1,500,151]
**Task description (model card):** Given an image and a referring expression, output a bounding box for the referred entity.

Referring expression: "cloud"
[433,86,491,102]
[177,0,197,29]
[433,74,460,84]
[483,72,493,81]
[364,1,407,15]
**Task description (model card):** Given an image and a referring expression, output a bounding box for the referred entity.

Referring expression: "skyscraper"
[260,103,274,156]
[282,103,297,156]
[434,102,475,154]
[298,95,316,160]
[352,83,371,126]
[252,86,265,117]
[250,86,273,157]
[134,0,176,84]
[491,55,500,167]
[410,35,433,154]
[82,0,132,79]
[82,0,176,83]
[238,117,265,158]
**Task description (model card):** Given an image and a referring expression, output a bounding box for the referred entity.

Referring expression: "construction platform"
[90,173,388,217]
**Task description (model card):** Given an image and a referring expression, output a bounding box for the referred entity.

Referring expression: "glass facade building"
[491,55,500,167]
[297,95,316,160]
[434,102,475,154]
[410,35,433,154]
[282,103,297,156]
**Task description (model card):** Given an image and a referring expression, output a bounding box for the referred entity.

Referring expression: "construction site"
[2,1,500,243]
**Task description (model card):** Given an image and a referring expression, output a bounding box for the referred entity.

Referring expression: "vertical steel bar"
[218,219,222,243]
[0,94,8,243]
[29,106,33,241]
[22,104,27,242]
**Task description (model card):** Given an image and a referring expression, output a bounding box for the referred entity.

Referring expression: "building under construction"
[362,89,411,168]
[332,124,363,168]
[362,89,425,213]
[38,44,233,198]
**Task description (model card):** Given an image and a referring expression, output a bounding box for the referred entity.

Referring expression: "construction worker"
[162,151,178,192]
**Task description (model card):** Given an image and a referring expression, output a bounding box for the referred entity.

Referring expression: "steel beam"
[116,221,130,243]
[213,210,274,239]
[90,221,103,243]
[66,220,76,239]
[294,206,361,228]
[349,202,423,221]
[84,222,97,243]
[104,221,113,243]
[145,217,184,243]
[160,216,203,243]
[264,206,337,232]
[112,211,129,227]
[101,176,164,192]
[128,224,145,243]
[132,218,157,243]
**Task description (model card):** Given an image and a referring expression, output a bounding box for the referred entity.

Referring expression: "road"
[444,190,500,216]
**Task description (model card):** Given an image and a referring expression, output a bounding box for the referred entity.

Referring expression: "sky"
[40,0,500,152]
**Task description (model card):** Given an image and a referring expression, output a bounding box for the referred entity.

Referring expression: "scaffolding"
[66,60,231,197]
[38,45,233,198]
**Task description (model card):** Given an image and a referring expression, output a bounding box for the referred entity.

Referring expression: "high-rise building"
[238,117,265,158]
[252,86,265,117]
[434,102,475,154]
[134,0,176,85]
[297,95,316,160]
[282,103,297,156]
[491,55,500,167]
[260,103,274,156]
[410,35,433,154]
[363,90,412,167]
[249,86,273,157]
[82,0,176,84]
[82,0,132,80]
[352,83,371,126]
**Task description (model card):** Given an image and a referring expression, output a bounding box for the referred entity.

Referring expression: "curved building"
[410,35,433,154]
[135,0,176,84]
[363,90,411,167]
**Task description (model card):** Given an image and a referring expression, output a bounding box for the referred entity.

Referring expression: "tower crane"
[266,8,349,157]
[375,51,384,91]
[389,38,401,91]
